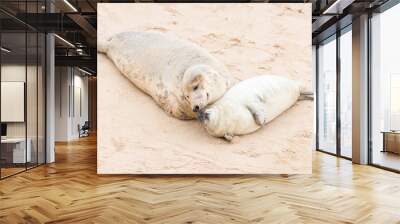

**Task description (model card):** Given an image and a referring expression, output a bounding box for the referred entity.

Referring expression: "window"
[370,3,400,171]
[316,25,353,159]
[317,35,337,154]
[339,27,352,158]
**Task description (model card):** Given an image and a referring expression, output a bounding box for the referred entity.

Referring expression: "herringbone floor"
[1,135,400,224]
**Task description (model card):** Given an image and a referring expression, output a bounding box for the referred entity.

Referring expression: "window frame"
[315,24,353,161]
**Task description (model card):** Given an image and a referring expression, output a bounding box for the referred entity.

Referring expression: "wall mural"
[97,3,313,174]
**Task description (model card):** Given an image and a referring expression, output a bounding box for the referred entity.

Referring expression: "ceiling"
[0,0,392,74]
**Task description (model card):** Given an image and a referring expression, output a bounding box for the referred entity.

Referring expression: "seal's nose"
[193,105,200,112]
[197,110,209,122]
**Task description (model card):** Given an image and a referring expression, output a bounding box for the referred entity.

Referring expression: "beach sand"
[97,3,313,174]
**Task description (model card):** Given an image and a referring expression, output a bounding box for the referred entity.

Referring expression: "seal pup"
[198,75,312,141]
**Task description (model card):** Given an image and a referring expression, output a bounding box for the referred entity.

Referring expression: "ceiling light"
[63,0,78,12]
[78,67,93,76]
[322,0,355,15]
[76,48,85,55]
[54,34,75,48]
[1,47,11,53]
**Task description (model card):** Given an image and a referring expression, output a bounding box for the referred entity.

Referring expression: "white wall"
[55,67,89,141]
[1,63,46,164]
[1,65,40,138]
[1,65,26,139]
[55,66,70,141]
[1,82,25,122]
[71,73,89,138]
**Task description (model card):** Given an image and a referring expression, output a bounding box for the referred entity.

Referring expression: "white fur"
[98,31,235,119]
[200,75,303,139]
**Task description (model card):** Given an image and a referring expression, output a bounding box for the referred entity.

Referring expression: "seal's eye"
[193,85,198,91]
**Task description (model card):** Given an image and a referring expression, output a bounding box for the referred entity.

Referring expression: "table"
[1,138,31,163]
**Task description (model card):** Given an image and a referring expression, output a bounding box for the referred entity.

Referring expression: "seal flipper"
[223,134,239,143]
[223,133,234,141]
[247,100,267,126]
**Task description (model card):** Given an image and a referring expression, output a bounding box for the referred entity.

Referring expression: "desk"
[1,138,31,163]
[382,131,400,154]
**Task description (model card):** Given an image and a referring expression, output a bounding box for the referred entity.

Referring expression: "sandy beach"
[97,3,313,174]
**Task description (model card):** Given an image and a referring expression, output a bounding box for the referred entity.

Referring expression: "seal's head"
[182,64,227,113]
[198,107,237,141]
[197,106,222,136]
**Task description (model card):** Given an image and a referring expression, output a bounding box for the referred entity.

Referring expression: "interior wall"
[55,66,70,141]
[55,66,89,141]
[1,65,38,139]
[71,72,89,138]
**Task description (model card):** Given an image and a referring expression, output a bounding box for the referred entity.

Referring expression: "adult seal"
[98,31,235,119]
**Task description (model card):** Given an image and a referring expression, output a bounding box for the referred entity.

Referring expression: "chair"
[79,121,90,138]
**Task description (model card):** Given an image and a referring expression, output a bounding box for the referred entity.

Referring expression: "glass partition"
[317,35,337,154]
[27,31,38,169]
[0,31,28,177]
[0,2,46,179]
